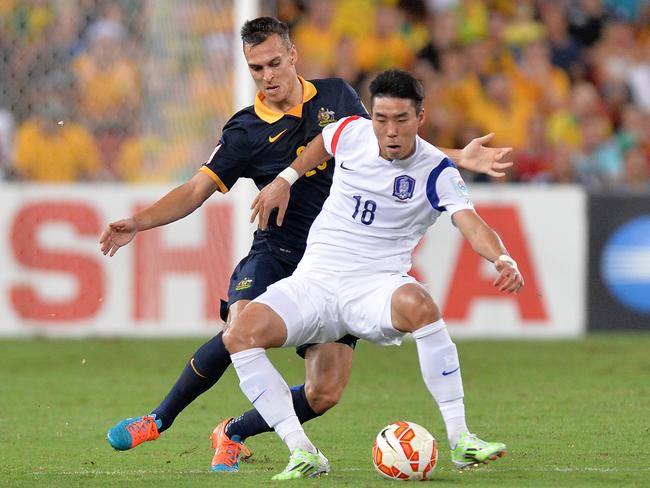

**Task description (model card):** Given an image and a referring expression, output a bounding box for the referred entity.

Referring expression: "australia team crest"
[393,175,415,200]
[317,107,336,127]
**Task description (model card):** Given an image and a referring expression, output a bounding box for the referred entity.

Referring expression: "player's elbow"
[186,173,218,209]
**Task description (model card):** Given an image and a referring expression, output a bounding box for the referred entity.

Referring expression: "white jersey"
[296,116,474,274]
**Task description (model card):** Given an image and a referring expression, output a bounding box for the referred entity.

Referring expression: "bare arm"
[452,209,524,293]
[250,134,329,230]
[439,133,513,178]
[100,171,218,256]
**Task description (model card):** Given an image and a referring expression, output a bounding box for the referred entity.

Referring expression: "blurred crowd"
[0,0,234,183]
[284,0,650,191]
[1,0,649,192]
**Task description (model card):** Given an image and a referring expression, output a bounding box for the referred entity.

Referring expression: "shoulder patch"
[451,175,469,197]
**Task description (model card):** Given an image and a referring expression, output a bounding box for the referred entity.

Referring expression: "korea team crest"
[317,107,336,127]
[393,175,416,200]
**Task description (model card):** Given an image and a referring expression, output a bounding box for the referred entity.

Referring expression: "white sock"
[444,413,469,449]
[412,320,468,448]
[231,348,316,453]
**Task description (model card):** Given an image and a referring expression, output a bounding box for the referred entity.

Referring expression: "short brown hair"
[241,17,291,48]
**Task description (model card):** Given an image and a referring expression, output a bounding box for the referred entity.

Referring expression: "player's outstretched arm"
[100,171,218,256]
[440,133,513,178]
[250,134,329,230]
[451,209,524,294]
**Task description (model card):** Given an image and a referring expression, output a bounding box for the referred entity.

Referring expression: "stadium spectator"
[2,1,76,123]
[614,145,650,193]
[626,37,650,111]
[292,0,339,78]
[13,95,102,182]
[414,57,462,149]
[417,8,458,70]
[538,1,585,80]
[73,17,141,127]
[0,109,14,180]
[355,2,415,73]
[0,0,648,189]
[590,20,637,88]
[572,114,621,189]
[511,38,572,114]
[275,0,302,27]
[454,0,488,44]
[116,129,198,183]
[547,80,608,149]
[568,0,607,48]
[328,36,365,92]
[465,71,535,149]
[547,144,578,184]
[73,14,141,177]
[514,114,554,183]
[186,33,234,139]
[331,0,376,40]
[396,0,430,52]
[483,8,516,73]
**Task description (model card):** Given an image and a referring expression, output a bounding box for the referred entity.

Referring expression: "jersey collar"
[253,76,317,124]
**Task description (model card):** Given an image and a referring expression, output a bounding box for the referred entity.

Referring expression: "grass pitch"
[1,334,649,487]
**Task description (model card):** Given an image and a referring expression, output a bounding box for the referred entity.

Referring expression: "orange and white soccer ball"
[372,421,438,481]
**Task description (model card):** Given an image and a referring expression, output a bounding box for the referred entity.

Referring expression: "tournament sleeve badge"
[393,175,416,200]
[451,176,469,197]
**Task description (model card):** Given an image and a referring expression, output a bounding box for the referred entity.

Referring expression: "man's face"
[244,34,297,105]
[371,97,424,160]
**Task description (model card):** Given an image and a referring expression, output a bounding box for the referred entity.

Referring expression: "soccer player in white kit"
[223,69,524,480]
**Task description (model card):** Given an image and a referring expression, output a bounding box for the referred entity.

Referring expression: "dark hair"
[240,16,291,48]
[369,69,425,113]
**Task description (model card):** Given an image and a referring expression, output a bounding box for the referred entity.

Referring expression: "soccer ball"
[372,421,438,481]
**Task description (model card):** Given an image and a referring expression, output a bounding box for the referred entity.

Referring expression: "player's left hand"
[250,177,291,230]
[461,133,513,178]
[493,259,524,294]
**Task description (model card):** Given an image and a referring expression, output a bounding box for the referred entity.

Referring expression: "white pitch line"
[27,467,650,476]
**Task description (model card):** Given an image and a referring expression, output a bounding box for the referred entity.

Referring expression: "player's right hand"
[250,177,291,230]
[99,218,138,256]
[493,259,524,294]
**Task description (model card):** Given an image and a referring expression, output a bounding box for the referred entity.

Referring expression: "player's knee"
[223,304,287,353]
[222,322,247,353]
[392,285,441,332]
[222,315,260,353]
[305,382,344,414]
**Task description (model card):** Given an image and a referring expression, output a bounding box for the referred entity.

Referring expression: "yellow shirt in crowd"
[14,120,101,181]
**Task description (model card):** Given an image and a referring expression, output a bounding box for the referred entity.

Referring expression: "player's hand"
[461,133,513,178]
[493,259,524,294]
[99,218,138,257]
[250,177,291,230]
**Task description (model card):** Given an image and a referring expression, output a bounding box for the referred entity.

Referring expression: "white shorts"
[253,269,420,347]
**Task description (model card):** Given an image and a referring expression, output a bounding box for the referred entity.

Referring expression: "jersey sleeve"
[321,79,368,157]
[322,115,363,157]
[426,158,474,216]
[200,121,249,193]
